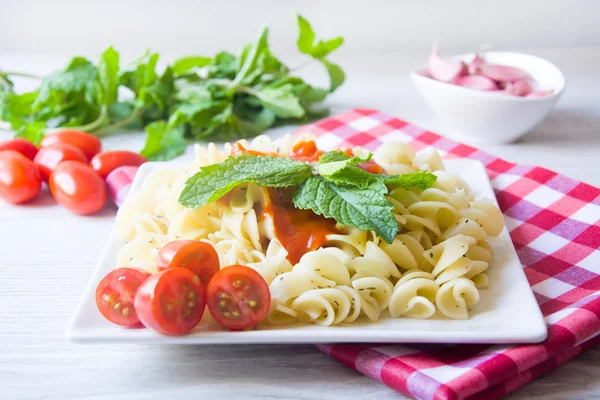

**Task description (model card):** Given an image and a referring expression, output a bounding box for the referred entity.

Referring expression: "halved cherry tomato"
[49,161,106,215]
[33,143,87,182]
[90,151,147,180]
[290,140,324,162]
[95,267,151,327]
[41,130,102,160]
[0,139,38,160]
[0,150,42,204]
[134,268,206,335]
[206,265,270,330]
[357,159,384,174]
[230,142,277,157]
[157,240,220,287]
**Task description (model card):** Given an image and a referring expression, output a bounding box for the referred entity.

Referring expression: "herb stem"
[0,71,42,80]
[289,59,314,72]
[94,108,142,136]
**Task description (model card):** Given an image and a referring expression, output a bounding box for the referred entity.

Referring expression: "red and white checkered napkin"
[296,109,600,400]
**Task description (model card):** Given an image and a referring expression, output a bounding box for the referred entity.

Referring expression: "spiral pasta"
[114,134,506,326]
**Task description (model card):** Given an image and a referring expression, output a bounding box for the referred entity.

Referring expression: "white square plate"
[67,159,547,344]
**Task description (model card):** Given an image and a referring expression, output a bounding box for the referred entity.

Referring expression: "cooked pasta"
[114,133,505,325]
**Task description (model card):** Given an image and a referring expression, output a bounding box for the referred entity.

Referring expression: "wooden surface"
[1,48,599,399]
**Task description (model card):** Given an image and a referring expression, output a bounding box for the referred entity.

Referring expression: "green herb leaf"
[141,120,186,161]
[318,151,352,164]
[316,153,376,189]
[98,46,120,105]
[14,122,45,146]
[322,59,345,92]
[254,84,305,118]
[179,154,313,208]
[232,28,269,87]
[293,176,398,243]
[296,15,344,59]
[383,171,438,189]
[171,56,212,76]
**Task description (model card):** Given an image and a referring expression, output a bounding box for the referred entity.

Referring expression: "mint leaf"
[98,47,120,105]
[296,15,344,59]
[322,59,345,92]
[254,84,305,118]
[171,56,212,76]
[232,28,269,87]
[316,153,376,189]
[383,171,437,189]
[318,151,352,164]
[293,176,398,243]
[14,122,45,146]
[179,154,313,208]
[295,15,345,93]
[141,121,186,161]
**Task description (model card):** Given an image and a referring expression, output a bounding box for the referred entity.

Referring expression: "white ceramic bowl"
[410,52,565,144]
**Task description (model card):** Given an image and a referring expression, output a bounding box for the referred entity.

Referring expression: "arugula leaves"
[180,151,438,243]
[179,154,313,207]
[0,15,345,161]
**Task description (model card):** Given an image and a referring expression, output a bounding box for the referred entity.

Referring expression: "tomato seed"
[248,300,257,308]
[232,280,242,288]
[192,276,200,285]
[122,307,130,316]
[114,303,121,311]
[188,301,195,308]
[219,300,227,307]
[231,311,240,317]
[103,294,112,303]
[187,291,195,299]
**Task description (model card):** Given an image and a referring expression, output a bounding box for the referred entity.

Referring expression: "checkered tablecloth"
[296,109,600,400]
[109,108,600,400]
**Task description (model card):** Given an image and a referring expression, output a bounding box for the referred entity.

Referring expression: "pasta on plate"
[114,134,505,326]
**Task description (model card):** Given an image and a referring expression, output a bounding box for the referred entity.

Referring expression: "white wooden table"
[1,48,599,400]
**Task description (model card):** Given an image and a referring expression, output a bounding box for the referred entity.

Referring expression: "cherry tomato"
[290,140,324,162]
[157,240,220,288]
[0,150,42,204]
[230,142,276,157]
[134,268,206,335]
[0,138,38,160]
[95,267,151,327]
[33,143,87,182]
[49,161,106,215]
[90,151,147,180]
[358,159,384,174]
[41,130,102,160]
[206,265,270,330]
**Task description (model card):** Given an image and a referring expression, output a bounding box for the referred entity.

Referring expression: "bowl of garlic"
[410,45,565,144]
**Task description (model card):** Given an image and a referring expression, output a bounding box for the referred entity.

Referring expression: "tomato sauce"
[261,188,338,264]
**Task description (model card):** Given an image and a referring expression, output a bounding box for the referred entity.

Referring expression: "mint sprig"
[180,151,437,243]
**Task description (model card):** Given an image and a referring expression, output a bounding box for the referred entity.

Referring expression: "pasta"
[114,133,506,326]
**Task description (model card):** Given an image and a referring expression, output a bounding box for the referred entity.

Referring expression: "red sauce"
[261,188,338,264]
[230,142,277,157]
[289,140,324,162]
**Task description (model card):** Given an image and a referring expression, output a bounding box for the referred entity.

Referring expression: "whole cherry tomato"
[0,150,42,204]
[41,130,102,160]
[90,151,147,180]
[49,161,106,215]
[0,138,39,160]
[34,143,87,182]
